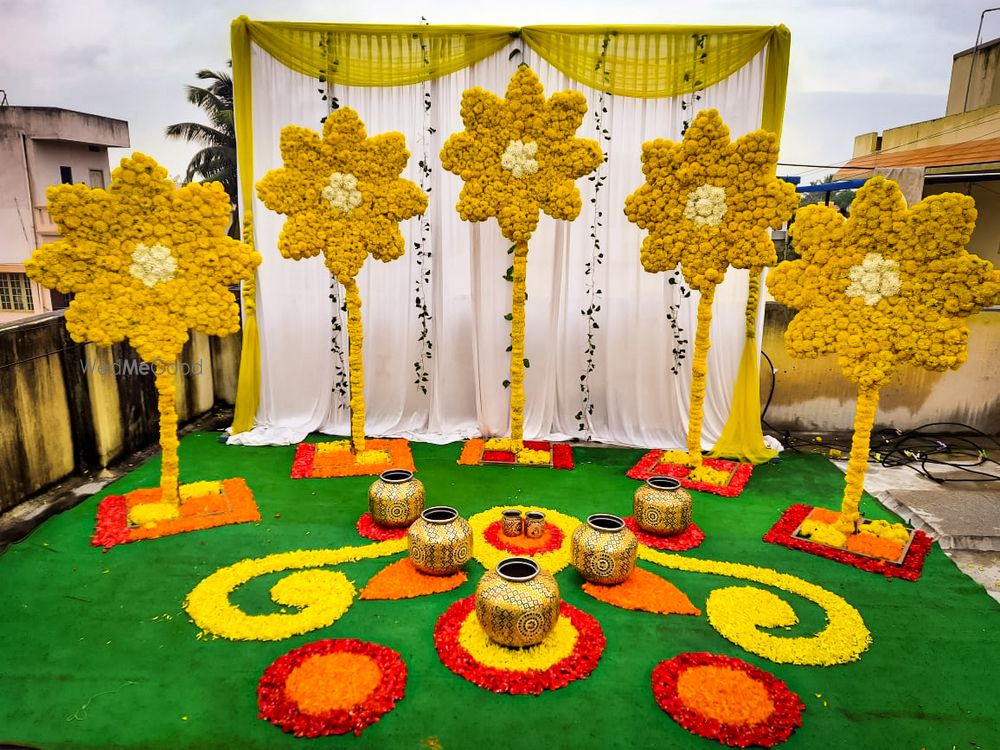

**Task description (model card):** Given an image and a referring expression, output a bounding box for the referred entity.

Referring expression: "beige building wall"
[0,107,127,323]
[0,130,34,264]
[851,105,1000,160]
[761,305,1000,435]
[946,41,1000,116]
[29,140,111,200]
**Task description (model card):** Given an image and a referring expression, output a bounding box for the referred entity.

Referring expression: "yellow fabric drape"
[230,210,259,434]
[230,19,789,108]
[521,25,783,100]
[235,18,517,87]
[710,268,778,464]
[229,14,259,434]
[760,24,790,138]
[229,18,791,435]
[709,339,778,464]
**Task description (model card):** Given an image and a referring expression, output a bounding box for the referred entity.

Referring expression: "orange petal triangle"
[360,558,467,600]
[582,566,701,616]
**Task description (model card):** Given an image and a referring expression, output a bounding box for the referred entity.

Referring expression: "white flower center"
[846,252,902,306]
[129,242,177,288]
[501,140,539,179]
[683,184,727,227]
[321,172,363,214]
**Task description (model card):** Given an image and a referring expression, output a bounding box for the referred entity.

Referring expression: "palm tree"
[166,67,238,235]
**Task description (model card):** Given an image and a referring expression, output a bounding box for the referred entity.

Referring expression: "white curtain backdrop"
[229,40,768,449]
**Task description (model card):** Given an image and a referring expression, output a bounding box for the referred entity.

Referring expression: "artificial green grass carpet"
[1,434,998,749]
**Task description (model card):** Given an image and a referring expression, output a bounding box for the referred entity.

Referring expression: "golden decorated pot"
[501,509,523,537]
[571,514,637,585]
[475,557,560,647]
[368,469,425,527]
[407,505,473,576]
[633,476,692,535]
[524,510,545,539]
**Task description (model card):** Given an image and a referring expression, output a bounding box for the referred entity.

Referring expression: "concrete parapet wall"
[0,313,240,513]
[760,302,1000,435]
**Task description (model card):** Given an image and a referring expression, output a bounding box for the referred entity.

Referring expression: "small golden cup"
[524,510,546,539]
[501,509,523,537]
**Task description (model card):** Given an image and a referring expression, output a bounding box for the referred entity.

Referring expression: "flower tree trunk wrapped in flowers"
[768,176,1000,538]
[256,109,427,469]
[624,109,798,490]
[25,153,261,540]
[441,65,602,464]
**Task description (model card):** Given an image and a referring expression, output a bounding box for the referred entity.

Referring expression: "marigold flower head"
[624,109,799,293]
[25,152,260,364]
[768,176,1000,389]
[440,65,603,243]
[256,108,428,285]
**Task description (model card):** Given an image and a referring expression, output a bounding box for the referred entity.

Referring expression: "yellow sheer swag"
[232,18,789,129]
[229,17,790,435]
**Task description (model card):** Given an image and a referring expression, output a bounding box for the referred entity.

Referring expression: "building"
[0,102,129,321]
[836,37,1000,267]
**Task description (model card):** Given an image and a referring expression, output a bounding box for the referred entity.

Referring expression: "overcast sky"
[1,0,996,185]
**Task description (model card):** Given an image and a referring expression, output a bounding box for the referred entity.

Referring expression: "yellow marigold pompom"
[440,65,603,243]
[255,108,428,287]
[624,109,799,294]
[768,176,1000,389]
[24,152,260,365]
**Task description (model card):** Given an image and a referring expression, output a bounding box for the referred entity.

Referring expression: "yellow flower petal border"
[639,547,871,666]
[184,539,405,641]
[468,505,579,574]
[458,608,579,671]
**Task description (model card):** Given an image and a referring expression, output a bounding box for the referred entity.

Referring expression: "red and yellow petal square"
[458,439,574,470]
[291,438,416,479]
[627,450,752,497]
[91,477,259,551]
[763,504,932,581]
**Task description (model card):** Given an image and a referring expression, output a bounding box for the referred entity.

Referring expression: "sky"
[1,0,997,185]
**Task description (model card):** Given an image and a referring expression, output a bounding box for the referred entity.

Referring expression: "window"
[0,273,35,311]
[49,290,73,310]
[89,169,105,189]
[59,166,73,184]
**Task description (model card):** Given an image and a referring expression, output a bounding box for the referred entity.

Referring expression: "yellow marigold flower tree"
[25,153,261,509]
[256,108,428,455]
[624,109,798,484]
[440,65,602,453]
[768,176,1000,533]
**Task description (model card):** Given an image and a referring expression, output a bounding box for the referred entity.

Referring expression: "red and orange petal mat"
[582,567,701,616]
[482,520,565,556]
[258,639,406,738]
[652,652,804,747]
[360,558,467,600]
[763,504,932,581]
[291,439,416,479]
[458,439,575,470]
[434,596,604,695]
[91,478,259,551]
[356,512,410,541]
[623,516,705,551]
[627,451,752,497]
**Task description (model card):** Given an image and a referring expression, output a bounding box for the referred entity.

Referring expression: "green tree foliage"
[165,67,237,236]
